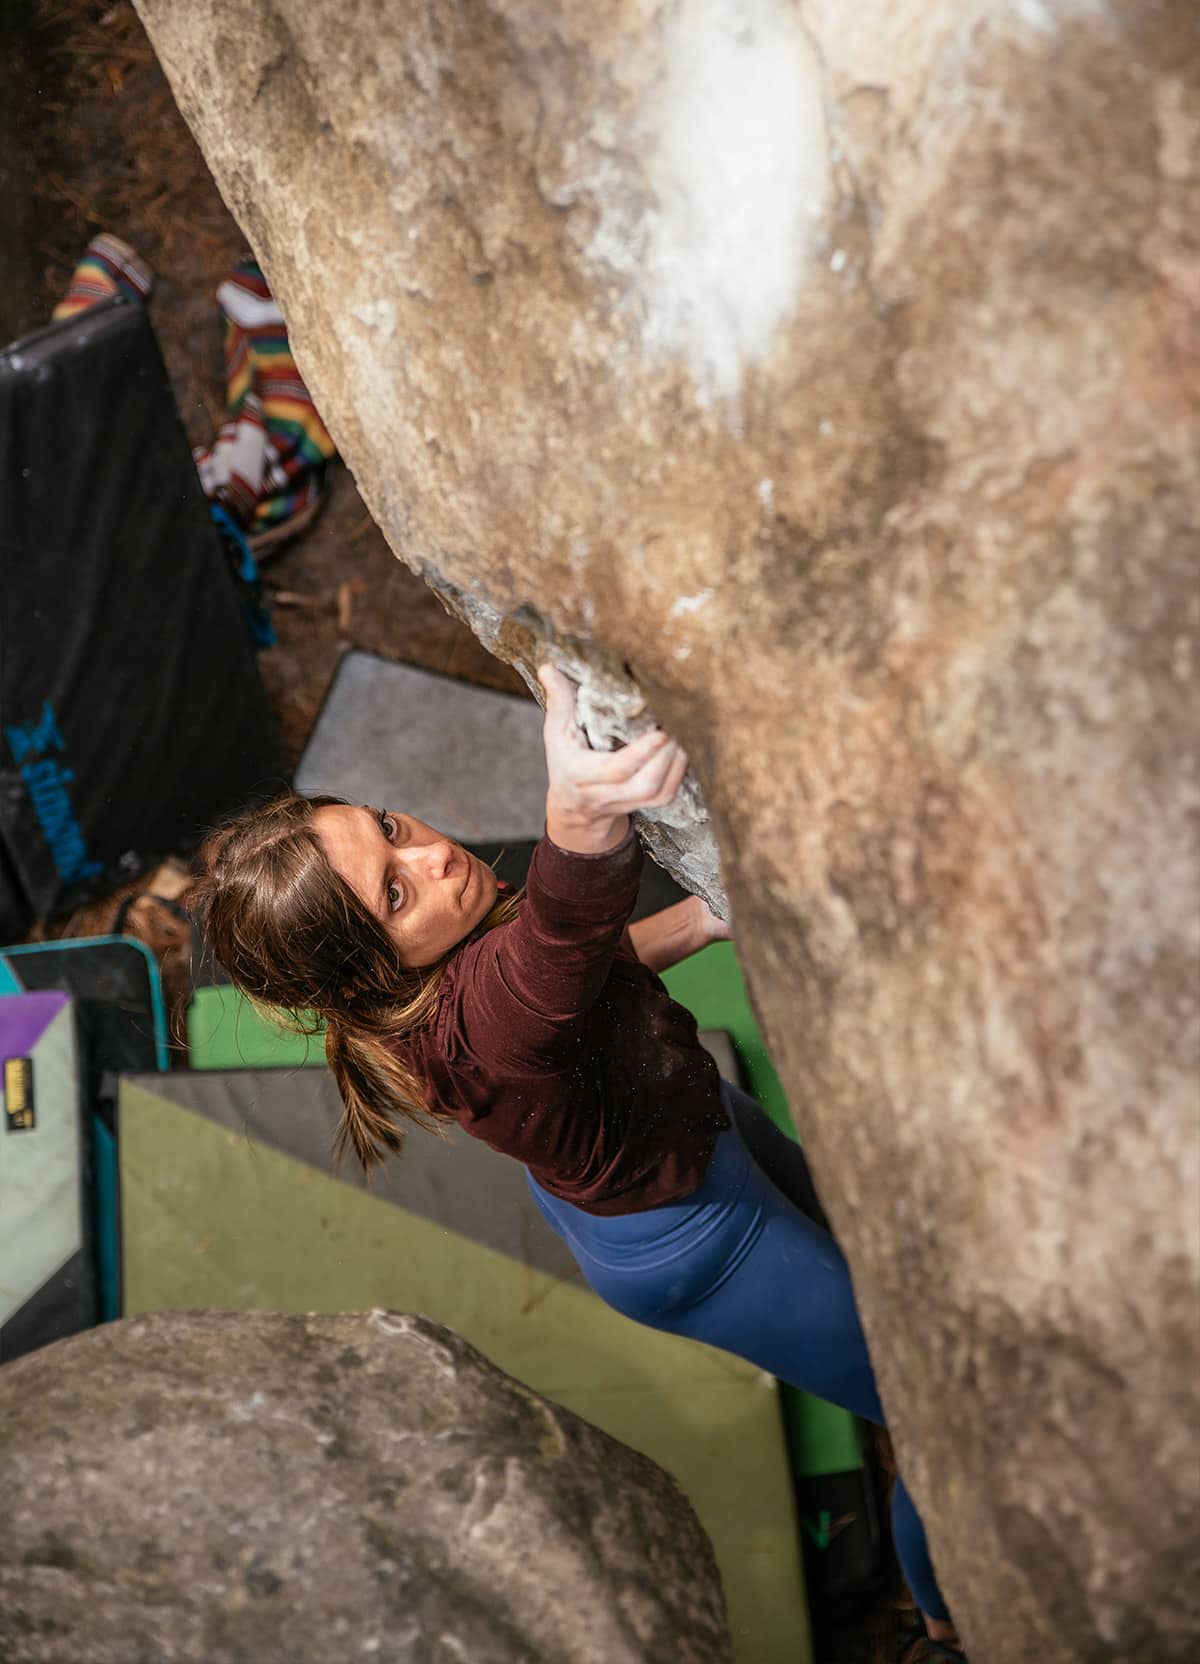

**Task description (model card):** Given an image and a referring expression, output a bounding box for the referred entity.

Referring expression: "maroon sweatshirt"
[406,825,727,1215]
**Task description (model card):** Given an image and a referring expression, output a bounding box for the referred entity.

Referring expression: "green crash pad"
[663,949,867,1481]
[187,951,866,1481]
[120,1066,811,1664]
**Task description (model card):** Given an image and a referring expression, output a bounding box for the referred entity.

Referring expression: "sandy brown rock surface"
[132,3,1200,1657]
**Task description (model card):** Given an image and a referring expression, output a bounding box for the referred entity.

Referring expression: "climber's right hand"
[537,663,688,854]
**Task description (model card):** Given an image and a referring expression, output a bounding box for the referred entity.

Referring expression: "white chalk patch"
[669,589,715,617]
[1009,0,1108,33]
[350,297,397,341]
[638,0,829,401]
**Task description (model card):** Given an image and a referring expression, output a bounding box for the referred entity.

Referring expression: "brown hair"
[188,791,522,1174]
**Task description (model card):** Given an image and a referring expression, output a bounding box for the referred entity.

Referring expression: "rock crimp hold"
[0,1309,731,1664]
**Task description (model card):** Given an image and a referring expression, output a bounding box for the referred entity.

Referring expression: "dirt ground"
[20,0,526,773]
[12,7,903,1658]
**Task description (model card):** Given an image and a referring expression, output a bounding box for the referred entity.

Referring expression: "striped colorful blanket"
[55,237,335,545]
[52,232,153,318]
[193,259,337,538]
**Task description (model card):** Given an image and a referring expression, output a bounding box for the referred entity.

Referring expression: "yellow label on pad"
[4,1056,34,1130]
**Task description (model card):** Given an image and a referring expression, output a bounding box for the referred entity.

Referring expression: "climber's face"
[313,803,498,967]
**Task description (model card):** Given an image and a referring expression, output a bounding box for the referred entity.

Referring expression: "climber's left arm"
[628,895,732,975]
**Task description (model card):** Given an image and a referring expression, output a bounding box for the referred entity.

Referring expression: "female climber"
[190,663,965,1664]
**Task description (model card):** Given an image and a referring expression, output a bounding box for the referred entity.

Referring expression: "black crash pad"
[0,297,283,937]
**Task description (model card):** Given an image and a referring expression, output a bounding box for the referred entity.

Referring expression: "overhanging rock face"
[134,3,1200,1657]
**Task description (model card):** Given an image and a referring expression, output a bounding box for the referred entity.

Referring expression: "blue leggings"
[527,1082,948,1622]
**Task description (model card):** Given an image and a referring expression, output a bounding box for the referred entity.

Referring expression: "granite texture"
[0,1309,731,1663]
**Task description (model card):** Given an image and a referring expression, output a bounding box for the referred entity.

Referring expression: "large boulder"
[133,2,1200,1657]
[0,1309,731,1663]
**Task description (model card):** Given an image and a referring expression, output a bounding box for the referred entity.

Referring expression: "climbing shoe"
[894,1616,968,1662]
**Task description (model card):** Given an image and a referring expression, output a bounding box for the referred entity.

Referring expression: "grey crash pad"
[121,1066,578,1282]
[294,652,547,843]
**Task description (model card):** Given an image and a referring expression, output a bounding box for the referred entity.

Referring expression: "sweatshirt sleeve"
[447,824,643,1069]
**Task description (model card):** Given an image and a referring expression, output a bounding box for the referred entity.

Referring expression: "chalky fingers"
[606,737,689,811]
